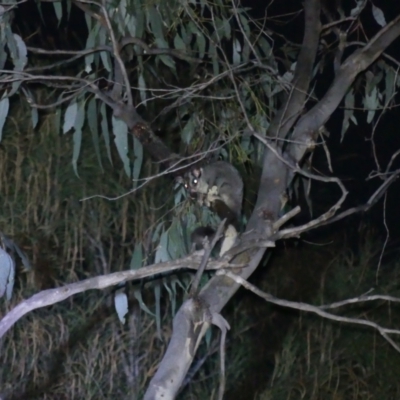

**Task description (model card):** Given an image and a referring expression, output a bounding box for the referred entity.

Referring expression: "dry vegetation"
[0,101,171,399]
[1,102,400,399]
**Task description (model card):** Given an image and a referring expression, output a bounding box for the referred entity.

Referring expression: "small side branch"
[220,271,400,353]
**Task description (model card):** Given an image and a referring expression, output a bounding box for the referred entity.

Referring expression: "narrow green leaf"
[52,1,62,26]
[222,18,231,39]
[54,106,61,135]
[134,289,155,316]
[158,54,176,72]
[72,103,85,178]
[130,243,143,269]
[85,27,96,73]
[0,248,14,300]
[341,89,355,141]
[152,222,164,243]
[132,137,143,189]
[154,283,162,339]
[148,7,164,43]
[87,97,103,171]
[168,278,177,316]
[31,107,38,129]
[155,230,170,263]
[12,34,27,71]
[138,73,147,105]
[173,33,186,51]
[181,115,195,144]
[233,39,241,64]
[112,116,130,177]
[0,96,10,142]
[100,103,112,164]
[364,85,378,124]
[63,101,77,134]
[134,0,144,38]
[196,33,206,59]
[114,290,128,324]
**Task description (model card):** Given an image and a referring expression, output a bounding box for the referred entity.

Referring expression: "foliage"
[0,91,248,399]
[0,99,162,397]
[1,0,400,397]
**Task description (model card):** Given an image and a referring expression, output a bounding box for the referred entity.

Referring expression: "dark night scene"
[1,0,400,399]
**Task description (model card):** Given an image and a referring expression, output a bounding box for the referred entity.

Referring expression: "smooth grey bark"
[144,1,322,398]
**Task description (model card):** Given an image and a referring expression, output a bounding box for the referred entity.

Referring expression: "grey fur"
[184,161,243,219]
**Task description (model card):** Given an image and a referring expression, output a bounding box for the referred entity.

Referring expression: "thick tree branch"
[290,14,400,162]
[248,0,322,233]
[268,0,321,141]
[144,3,323,396]
[0,255,243,339]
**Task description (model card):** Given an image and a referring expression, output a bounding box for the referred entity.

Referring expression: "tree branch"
[0,255,243,339]
[268,0,321,141]
[144,2,323,396]
[219,270,400,353]
[290,14,400,162]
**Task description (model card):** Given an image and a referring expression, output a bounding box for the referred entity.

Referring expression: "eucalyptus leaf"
[196,33,206,59]
[0,247,14,300]
[134,0,144,38]
[72,103,85,177]
[63,101,78,134]
[173,33,186,51]
[134,289,155,316]
[154,283,162,339]
[100,102,112,164]
[384,65,395,104]
[112,116,131,177]
[85,26,96,73]
[54,106,61,135]
[12,34,27,71]
[222,18,231,39]
[88,97,103,171]
[158,54,176,72]
[138,73,147,105]
[233,39,241,64]
[155,230,170,263]
[168,278,178,316]
[0,43,7,70]
[205,326,212,348]
[53,1,63,25]
[152,222,164,243]
[167,220,185,259]
[181,115,196,144]
[372,5,386,27]
[341,89,355,141]
[132,137,143,189]
[0,96,10,142]
[130,243,143,269]
[114,290,129,324]
[31,107,39,129]
[174,185,186,206]
[209,43,219,76]
[364,85,378,124]
[148,7,165,43]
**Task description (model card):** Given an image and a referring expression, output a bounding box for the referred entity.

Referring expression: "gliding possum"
[182,161,243,221]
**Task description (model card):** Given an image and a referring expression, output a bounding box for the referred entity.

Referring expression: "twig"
[0,253,243,339]
[219,270,400,353]
[189,219,226,297]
